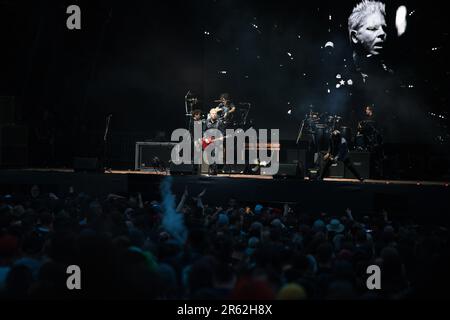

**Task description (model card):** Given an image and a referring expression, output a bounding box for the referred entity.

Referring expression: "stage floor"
[14,168,450,187]
[1,168,449,224]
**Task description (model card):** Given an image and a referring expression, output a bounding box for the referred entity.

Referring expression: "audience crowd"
[0,179,449,300]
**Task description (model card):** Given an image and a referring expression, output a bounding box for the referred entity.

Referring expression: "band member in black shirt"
[320,130,364,181]
[357,105,384,178]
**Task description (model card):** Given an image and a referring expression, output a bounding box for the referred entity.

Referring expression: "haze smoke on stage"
[160,176,188,245]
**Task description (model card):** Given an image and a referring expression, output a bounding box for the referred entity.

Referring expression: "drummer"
[364,105,376,122]
[358,105,377,134]
[212,93,236,120]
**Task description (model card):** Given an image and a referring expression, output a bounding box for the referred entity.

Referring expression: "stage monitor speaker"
[318,152,344,178]
[273,163,301,179]
[73,157,103,173]
[170,163,195,175]
[329,161,345,178]
[345,152,370,179]
[136,142,176,171]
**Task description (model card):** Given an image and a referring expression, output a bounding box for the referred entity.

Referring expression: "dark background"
[0,0,448,167]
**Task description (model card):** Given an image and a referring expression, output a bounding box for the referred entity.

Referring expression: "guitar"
[201,130,243,150]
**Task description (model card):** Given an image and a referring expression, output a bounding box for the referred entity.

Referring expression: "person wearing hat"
[277,283,307,300]
[327,218,345,234]
[319,130,364,181]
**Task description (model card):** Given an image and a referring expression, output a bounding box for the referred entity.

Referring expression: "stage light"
[396,6,408,36]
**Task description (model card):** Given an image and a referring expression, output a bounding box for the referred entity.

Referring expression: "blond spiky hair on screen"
[348,0,386,41]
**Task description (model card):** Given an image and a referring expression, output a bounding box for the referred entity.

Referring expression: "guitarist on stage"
[319,130,364,182]
[203,94,237,175]
[205,107,225,175]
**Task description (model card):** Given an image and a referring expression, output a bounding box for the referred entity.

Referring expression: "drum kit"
[355,120,382,152]
[298,108,382,154]
[300,111,352,152]
[184,91,252,129]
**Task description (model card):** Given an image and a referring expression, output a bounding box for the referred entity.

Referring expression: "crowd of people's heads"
[0,182,449,300]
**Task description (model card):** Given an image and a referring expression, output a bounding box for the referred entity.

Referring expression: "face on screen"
[352,12,387,56]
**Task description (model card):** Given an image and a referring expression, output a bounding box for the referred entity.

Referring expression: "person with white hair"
[348,0,390,82]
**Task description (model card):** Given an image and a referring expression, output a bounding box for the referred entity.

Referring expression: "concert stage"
[1,168,449,225]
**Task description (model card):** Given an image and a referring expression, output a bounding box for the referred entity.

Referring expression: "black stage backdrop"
[0,0,448,166]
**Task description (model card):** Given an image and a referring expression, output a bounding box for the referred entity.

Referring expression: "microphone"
[185,90,191,99]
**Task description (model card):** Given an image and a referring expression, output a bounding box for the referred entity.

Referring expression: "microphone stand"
[240,103,251,127]
[103,114,112,173]
[185,91,191,131]
[296,118,306,145]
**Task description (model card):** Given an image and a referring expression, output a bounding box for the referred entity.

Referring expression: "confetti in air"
[219,71,227,74]
[204,31,210,35]
[336,74,342,79]
[324,41,334,48]
[347,79,353,86]
[396,6,408,36]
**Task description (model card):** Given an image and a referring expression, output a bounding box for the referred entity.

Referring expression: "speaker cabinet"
[273,163,301,179]
[135,142,176,171]
[345,152,370,179]
[329,161,345,178]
